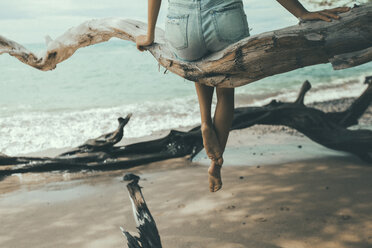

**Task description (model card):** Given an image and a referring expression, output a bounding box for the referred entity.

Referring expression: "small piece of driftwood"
[0,77,371,178]
[58,113,132,157]
[121,173,162,248]
[0,4,371,87]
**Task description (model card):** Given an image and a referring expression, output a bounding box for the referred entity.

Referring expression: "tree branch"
[0,4,371,87]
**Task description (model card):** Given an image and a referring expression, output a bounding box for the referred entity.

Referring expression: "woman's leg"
[195,82,235,192]
[195,82,225,192]
[214,87,235,152]
[194,82,223,163]
[208,87,235,192]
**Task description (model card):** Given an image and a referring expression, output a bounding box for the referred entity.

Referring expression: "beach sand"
[1,125,372,248]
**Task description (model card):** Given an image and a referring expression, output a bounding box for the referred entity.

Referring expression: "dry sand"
[1,128,372,248]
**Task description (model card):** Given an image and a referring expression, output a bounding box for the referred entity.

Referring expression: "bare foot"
[208,161,222,192]
[201,123,223,165]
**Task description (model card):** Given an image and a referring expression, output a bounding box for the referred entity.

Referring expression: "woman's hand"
[299,7,351,22]
[276,1,351,23]
[136,34,154,52]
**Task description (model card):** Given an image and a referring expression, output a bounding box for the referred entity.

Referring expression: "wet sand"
[1,127,372,248]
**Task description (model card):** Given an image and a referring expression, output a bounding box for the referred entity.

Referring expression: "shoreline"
[16,94,372,159]
[1,126,364,195]
[1,75,371,157]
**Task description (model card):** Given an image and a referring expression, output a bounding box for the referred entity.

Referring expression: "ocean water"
[0,0,371,156]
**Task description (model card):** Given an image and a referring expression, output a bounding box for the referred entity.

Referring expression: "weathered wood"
[231,77,372,161]
[330,47,372,70]
[58,113,132,157]
[0,4,371,87]
[0,128,203,176]
[0,77,371,178]
[121,173,163,248]
[325,76,372,127]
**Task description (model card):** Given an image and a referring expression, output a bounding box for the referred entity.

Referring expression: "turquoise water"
[0,0,371,155]
[0,42,195,112]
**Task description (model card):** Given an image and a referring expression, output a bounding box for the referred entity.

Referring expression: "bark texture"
[121,173,163,248]
[0,4,371,87]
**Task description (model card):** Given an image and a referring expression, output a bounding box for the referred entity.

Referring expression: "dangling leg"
[208,87,235,192]
[194,82,223,163]
[214,87,235,152]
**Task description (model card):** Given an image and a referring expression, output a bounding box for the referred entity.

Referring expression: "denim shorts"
[165,0,250,61]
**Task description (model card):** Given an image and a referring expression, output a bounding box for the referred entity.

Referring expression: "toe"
[210,184,215,192]
[214,184,222,192]
[209,179,214,192]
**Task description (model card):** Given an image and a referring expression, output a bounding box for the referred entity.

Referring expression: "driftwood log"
[0,4,371,87]
[121,173,163,248]
[0,76,371,179]
[59,113,133,157]
[232,77,372,161]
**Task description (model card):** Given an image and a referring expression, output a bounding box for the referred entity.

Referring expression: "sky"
[0,0,355,44]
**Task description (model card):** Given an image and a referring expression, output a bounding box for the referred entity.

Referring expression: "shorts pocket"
[211,4,249,43]
[165,14,189,50]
